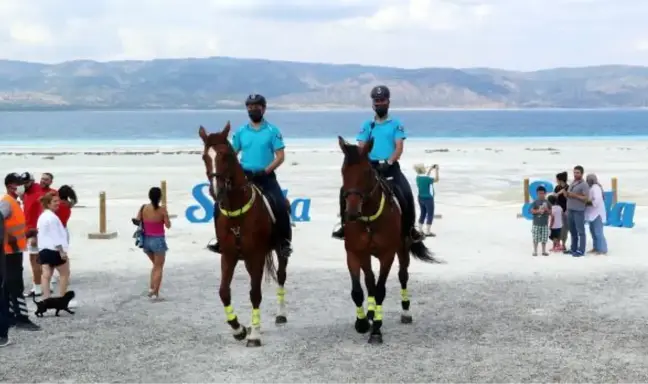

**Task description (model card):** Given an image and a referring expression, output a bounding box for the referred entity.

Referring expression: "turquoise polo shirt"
[416,175,435,198]
[232,120,285,172]
[355,116,407,161]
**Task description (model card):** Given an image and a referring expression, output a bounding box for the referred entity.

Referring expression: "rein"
[343,170,387,223]
[208,146,257,219]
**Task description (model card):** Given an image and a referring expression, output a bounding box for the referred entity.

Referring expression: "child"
[548,194,563,251]
[529,186,552,256]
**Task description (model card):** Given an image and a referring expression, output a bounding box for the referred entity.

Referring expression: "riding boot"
[332,187,346,239]
[276,204,293,258]
[404,195,424,243]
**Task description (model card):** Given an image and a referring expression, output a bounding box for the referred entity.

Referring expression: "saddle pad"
[392,196,402,214]
[253,185,277,224]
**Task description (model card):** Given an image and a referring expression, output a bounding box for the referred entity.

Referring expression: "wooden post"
[517,178,531,218]
[161,180,168,208]
[611,177,618,205]
[88,192,118,239]
[160,180,178,219]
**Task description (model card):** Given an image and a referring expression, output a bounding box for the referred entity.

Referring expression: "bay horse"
[337,136,442,344]
[199,122,289,348]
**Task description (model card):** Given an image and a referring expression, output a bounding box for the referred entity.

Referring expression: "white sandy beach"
[3,137,648,382]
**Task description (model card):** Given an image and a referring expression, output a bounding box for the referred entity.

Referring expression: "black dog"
[33,291,76,317]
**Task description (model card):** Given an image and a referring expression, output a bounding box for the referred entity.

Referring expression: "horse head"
[199,122,246,202]
[337,136,378,221]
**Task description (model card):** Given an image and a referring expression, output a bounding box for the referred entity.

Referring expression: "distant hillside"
[1,57,647,110]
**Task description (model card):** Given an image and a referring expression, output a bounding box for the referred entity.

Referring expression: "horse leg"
[347,251,370,334]
[397,246,413,324]
[218,254,247,341]
[368,251,395,344]
[361,256,377,321]
[275,254,288,324]
[244,256,264,347]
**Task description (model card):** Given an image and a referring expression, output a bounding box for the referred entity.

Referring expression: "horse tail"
[409,241,444,264]
[264,251,279,284]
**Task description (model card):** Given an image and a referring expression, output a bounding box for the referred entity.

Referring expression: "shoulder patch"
[397,124,405,132]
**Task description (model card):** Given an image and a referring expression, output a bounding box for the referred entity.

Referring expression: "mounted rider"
[211,94,293,258]
[332,85,424,243]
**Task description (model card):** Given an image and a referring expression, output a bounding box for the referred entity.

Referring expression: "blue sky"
[0,0,647,70]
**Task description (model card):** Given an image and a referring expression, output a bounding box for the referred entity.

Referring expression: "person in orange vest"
[0,173,40,332]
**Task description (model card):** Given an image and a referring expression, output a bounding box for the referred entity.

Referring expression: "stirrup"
[206,238,221,254]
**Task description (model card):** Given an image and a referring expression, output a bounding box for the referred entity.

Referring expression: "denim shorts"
[142,235,168,254]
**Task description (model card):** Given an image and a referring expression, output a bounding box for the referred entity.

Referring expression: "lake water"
[1,109,647,146]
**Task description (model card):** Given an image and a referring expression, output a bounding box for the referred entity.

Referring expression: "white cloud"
[0,0,647,70]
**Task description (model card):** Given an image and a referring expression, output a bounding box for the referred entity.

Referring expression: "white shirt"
[585,184,607,223]
[551,205,563,229]
[37,209,69,252]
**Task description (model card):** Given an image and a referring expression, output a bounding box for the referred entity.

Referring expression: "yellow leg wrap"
[356,306,366,319]
[367,296,376,311]
[401,288,410,302]
[374,305,384,321]
[277,286,286,305]
[224,305,237,321]
[251,308,261,327]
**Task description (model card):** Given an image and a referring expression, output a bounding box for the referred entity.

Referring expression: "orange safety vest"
[2,194,27,254]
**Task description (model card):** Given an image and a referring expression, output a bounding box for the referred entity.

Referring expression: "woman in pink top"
[134,187,171,300]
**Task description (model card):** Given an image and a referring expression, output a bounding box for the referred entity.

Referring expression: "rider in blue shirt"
[332,85,423,242]
[211,94,292,257]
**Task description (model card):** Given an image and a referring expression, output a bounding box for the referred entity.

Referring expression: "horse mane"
[341,142,365,165]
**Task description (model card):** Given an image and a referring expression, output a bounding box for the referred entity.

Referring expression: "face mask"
[374,105,389,119]
[248,110,264,123]
[16,185,25,196]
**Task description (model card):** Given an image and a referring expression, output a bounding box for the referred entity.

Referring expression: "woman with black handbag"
[132,187,171,301]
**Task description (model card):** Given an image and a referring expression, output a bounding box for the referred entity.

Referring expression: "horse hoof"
[401,315,413,324]
[275,315,288,324]
[367,310,375,321]
[355,318,371,334]
[368,333,383,344]
[233,327,248,341]
[246,339,262,348]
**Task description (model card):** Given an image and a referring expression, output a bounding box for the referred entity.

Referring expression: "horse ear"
[337,136,347,152]
[198,126,208,142]
[223,121,231,137]
[361,137,374,157]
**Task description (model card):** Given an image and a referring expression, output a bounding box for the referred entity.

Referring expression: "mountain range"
[1,57,647,110]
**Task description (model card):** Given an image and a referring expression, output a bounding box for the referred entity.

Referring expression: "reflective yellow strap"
[374,305,384,321]
[401,288,409,302]
[277,286,286,304]
[356,306,366,319]
[224,305,237,321]
[251,308,261,327]
[367,296,376,311]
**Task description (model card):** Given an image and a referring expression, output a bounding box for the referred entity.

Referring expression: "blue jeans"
[418,197,435,225]
[568,209,586,253]
[589,216,608,253]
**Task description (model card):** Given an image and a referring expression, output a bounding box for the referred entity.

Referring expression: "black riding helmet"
[245,94,267,108]
[370,85,390,101]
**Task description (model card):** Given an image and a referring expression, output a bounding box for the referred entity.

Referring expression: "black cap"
[5,172,23,187]
[20,172,33,182]
[245,94,267,108]
[370,85,390,100]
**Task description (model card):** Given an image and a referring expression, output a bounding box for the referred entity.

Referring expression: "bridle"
[204,142,257,219]
[341,167,387,223]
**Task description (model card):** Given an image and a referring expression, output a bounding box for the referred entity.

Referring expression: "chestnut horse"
[199,122,289,348]
[337,136,442,344]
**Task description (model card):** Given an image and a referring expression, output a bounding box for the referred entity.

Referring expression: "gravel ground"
[3,261,648,383]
